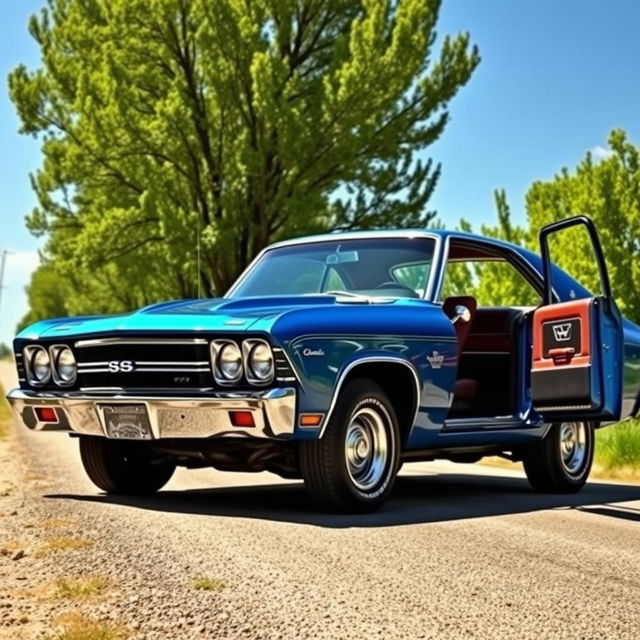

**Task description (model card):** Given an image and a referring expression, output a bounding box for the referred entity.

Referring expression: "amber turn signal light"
[299,414,323,427]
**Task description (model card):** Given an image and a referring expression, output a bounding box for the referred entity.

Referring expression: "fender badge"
[427,351,444,369]
[302,348,325,357]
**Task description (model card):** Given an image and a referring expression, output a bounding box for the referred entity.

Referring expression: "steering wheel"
[374,281,419,297]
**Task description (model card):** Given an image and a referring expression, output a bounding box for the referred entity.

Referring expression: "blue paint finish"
[12,226,640,451]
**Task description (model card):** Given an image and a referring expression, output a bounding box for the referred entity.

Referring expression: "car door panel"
[531,216,623,422]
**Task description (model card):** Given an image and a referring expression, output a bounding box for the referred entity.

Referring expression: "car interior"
[441,242,541,420]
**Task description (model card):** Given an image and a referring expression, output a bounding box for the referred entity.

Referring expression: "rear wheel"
[522,422,594,493]
[79,436,176,494]
[299,379,400,512]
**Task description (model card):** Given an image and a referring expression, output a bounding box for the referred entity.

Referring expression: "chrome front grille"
[75,337,212,390]
[71,337,297,391]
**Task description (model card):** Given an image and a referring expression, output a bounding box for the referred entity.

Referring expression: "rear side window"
[441,253,541,307]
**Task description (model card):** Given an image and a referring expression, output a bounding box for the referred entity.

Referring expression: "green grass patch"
[192,576,226,591]
[53,576,110,600]
[0,384,12,440]
[46,613,128,640]
[595,421,640,475]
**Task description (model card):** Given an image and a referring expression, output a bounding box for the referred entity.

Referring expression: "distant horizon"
[2,0,640,346]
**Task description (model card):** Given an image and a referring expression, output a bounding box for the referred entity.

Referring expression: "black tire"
[522,422,594,493]
[299,379,400,513]
[79,436,176,494]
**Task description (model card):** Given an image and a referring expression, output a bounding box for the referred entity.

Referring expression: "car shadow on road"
[46,470,640,529]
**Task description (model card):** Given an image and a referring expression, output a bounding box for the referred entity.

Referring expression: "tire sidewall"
[550,421,594,486]
[329,381,400,506]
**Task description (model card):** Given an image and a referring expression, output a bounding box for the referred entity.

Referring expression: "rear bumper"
[5,387,296,440]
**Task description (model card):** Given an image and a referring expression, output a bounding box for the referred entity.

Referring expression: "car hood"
[17,295,387,340]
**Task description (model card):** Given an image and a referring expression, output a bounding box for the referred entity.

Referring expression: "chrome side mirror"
[452,304,471,324]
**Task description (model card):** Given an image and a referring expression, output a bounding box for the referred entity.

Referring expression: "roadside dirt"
[3,362,640,639]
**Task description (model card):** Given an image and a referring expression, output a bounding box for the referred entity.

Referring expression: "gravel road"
[1,361,640,639]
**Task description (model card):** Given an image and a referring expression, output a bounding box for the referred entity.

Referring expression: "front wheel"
[79,436,176,494]
[299,379,400,513]
[522,422,594,493]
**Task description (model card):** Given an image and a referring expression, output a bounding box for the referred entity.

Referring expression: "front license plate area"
[102,404,152,440]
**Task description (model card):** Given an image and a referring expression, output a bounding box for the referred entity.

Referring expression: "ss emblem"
[108,360,135,373]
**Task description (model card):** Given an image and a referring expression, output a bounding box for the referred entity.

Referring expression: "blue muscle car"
[7,216,640,512]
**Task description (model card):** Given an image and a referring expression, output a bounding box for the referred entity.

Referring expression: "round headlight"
[249,343,274,381]
[55,347,77,385]
[31,347,51,384]
[218,342,243,381]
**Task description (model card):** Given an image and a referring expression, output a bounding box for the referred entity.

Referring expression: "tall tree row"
[11,0,480,324]
[455,130,640,323]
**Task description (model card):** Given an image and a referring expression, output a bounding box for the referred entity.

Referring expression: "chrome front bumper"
[6,387,296,440]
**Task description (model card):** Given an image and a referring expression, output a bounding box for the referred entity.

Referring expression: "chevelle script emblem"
[108,360,135,373]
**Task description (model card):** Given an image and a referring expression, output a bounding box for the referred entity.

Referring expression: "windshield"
[229,237,436,299]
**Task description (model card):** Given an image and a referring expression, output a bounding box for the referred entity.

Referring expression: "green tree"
[17,264,70,331]
[0,343,12,359]
[526,129,640,322]
[10,0,479,319]
[450,130,640,322]
[442,190,539,306]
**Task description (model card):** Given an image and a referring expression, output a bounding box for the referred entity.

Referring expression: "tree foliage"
[457,130,640,322]
[526,129,640,322]
[10,0,479,320]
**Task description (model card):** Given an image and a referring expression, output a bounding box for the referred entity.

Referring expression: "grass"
[45,613,128,640]
[0,385,12,440]
[36,536,94,557]
[192,576,226,591]
[594,421,640,478]
[53,576,110,600]
[33,517,80,530]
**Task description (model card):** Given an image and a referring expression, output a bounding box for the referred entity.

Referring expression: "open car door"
[531,216,623,422]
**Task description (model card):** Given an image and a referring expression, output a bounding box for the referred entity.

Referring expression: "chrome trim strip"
[6,387,296,440]
[135,367,211,373]
[78,361,210,367]
[76,337,209,348]
[136,361,210,366]
[276,376,296,382]
[319,356,422,438]
[77,367,211,374]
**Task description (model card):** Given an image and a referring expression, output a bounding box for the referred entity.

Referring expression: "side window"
[441,255,540,307]
[390,262,430,296]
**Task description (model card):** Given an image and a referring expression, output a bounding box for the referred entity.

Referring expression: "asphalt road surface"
[1,360,640,639]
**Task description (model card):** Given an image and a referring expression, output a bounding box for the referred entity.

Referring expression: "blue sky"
[1,0,640,346]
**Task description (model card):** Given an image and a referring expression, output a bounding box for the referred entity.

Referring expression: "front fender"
[282,334,457,443]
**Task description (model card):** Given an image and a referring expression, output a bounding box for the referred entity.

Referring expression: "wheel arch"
[320,357,421,445]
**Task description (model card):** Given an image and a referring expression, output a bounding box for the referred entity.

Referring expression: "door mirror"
[452,305,471,324]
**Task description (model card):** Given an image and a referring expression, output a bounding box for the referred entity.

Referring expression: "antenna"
[197,213,201,299]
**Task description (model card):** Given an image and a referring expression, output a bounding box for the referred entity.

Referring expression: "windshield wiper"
[323,290,396,304]
[323,290,369,300]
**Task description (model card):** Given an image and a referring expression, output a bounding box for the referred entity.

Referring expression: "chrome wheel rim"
[345,405,390,491]
[559,422,587,475]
